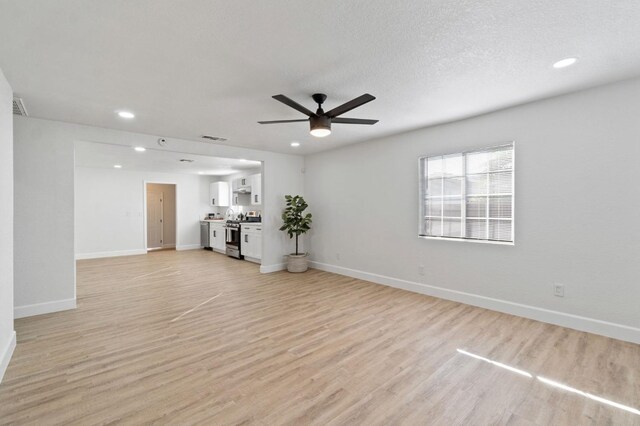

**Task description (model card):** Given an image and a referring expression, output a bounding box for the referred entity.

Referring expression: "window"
[419,143,514,243]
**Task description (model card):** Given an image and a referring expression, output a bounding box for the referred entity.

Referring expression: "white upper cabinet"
[250,173,262,205]
[210,182,230,207]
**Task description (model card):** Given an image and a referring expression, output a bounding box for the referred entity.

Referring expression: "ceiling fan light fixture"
[310,128,331,138]
[310,116,331,138]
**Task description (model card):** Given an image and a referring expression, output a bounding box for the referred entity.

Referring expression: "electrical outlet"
[554,284,565,297]
[418,265,425,276]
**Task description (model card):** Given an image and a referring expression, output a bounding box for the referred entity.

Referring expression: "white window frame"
[418,142,515,245]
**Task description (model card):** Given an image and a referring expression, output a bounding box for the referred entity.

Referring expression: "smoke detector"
[12,97,28,116]
[201,135,228,142]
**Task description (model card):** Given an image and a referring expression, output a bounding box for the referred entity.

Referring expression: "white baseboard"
[309,261,640,345]
[76,249,147,260]
[0,331,16,383]
[176,244,202,251]
[14,298,77,319]
[260,263,286,273]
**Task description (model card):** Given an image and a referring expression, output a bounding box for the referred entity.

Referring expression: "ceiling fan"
[258,93,378,137]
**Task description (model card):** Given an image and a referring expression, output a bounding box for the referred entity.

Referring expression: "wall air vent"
[12,97,28,116]
[201,135,228,142]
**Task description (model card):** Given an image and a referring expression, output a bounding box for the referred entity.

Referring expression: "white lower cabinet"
[209,223,226,252]
[240,224,262,262]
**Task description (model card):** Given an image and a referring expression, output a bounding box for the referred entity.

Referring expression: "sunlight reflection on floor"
[456,348,640,416]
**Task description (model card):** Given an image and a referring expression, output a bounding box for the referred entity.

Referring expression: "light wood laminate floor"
[1,250,639,425]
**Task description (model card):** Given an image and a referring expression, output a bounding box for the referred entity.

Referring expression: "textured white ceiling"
[75,141,261,176]
[2,1,640,154]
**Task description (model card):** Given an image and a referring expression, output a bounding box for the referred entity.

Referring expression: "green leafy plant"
[279,195,312,256]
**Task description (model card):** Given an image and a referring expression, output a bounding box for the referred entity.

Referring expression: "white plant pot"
[287,253,309,273]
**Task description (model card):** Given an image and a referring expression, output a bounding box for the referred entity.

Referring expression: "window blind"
[419,143,514,243]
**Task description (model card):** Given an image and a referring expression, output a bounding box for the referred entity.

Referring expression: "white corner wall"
[13,117,304,317]
[13,119,77,318]
[75,168,210,258]
[304,77,640,344]
[0,68,16,382]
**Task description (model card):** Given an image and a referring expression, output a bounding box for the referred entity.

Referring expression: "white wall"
[75,168,210,257]
[304,77,640,343]
[14,117,304,316]
[14,119,77,317]
[0,69,16,382]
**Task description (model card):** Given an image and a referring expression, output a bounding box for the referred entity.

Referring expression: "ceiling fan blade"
[258,119,309,124]
[272,95,316,117]
[332,118,379,125]
[326,94,376,118]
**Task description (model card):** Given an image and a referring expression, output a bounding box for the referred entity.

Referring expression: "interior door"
[147,190,163,249]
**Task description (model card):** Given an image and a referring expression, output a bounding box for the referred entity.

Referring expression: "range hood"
[232,177,252,194]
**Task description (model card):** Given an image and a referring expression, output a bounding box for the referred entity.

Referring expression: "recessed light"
[198,171,204,175]
[291,142,300,147]
[134,146,146,152]
[553,57,577,69]
[114,164,122,169]
[117,111,135,119]
[239,159,247,162]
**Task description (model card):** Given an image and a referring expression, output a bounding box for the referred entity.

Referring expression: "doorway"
[145,183,177,251]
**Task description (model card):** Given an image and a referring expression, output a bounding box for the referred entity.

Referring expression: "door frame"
[143,181,178,251]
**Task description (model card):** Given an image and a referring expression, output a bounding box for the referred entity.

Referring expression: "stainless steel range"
[224,220,243,259]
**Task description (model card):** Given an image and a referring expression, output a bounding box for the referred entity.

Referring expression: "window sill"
[418,235,515,246]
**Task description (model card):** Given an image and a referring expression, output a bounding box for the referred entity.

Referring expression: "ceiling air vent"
[12,97,28,116]
[179,159,194,163]
[201,135,228,142]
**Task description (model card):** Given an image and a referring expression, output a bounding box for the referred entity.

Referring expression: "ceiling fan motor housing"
[310,115,331,133]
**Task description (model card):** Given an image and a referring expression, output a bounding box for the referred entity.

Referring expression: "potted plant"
[280,195,312,272]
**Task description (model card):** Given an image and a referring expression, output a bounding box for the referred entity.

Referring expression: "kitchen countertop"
[202,219,262,224]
